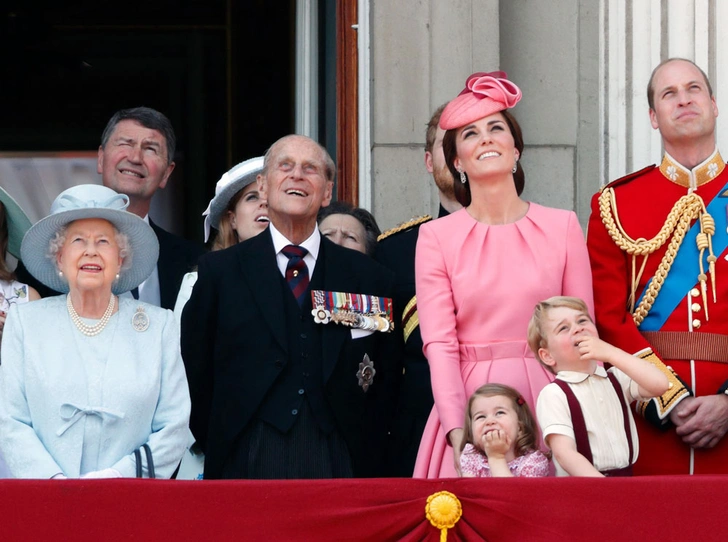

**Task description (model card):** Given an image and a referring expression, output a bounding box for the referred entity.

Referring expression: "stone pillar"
[369,0,500,230]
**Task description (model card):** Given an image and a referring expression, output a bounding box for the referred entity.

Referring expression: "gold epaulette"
[377,215,433,242]
[402,295,419,343]
[599,165,656,193]
[634,349,689,419]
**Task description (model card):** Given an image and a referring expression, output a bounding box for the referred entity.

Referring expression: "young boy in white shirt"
[528,296,670,476]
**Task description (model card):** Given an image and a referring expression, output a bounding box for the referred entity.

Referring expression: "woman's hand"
[448,428,465,476]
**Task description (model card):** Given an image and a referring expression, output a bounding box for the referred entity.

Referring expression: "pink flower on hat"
[440,71,522,130]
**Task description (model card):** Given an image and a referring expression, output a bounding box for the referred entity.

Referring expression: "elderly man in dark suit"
[17,107,204,309]
[181,135,397,479]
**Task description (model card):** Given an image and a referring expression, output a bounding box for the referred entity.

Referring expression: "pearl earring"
[115,273,120,281]
[512,163,518,174]
[58,271,64,278]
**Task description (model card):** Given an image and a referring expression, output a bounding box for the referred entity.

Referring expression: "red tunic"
[587,152,728,475]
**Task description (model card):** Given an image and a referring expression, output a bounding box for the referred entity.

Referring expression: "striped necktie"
[281,245,309,307]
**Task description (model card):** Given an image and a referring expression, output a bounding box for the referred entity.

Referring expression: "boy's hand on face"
[576,335,614,364]
[482,429,511,459]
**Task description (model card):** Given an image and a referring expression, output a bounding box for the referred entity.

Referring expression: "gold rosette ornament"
[425,491,462,542]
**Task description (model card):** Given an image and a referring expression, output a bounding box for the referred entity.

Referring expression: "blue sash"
[638,180,728,331]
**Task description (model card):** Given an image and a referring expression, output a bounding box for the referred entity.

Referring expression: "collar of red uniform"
[659,148,725,190]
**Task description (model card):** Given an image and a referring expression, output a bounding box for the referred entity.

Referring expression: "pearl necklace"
[67,293,116,337]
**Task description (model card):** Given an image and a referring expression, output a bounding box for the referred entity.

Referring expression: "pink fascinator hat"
[439,71,522,130]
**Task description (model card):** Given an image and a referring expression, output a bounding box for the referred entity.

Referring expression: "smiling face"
[319,213,367,254]
[258,136,333,231]
[228,182,269,242]
[538,306,599,372]
[470,394,520,461]
[97,120,175,215]
[453,111,519,181]
[649,59,718,153]
[57,218,122,295]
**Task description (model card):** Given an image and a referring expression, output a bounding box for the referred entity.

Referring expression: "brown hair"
[317,200,381,257]
[647,58,713,111]
[0,202,14,281]
[527,296,591,372]
[210,188,248,251]
[425,103,448,153]
[443,109,525,207]
[461,383,541,458]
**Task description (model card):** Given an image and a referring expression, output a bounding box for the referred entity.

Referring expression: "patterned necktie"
[281,245,310,307]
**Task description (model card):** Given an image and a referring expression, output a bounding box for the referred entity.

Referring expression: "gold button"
[692,319,701,329]
[690,288,700,297]
[293,270,299,277]
[692,302,701,312]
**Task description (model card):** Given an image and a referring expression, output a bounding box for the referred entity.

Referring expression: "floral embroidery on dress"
[0,283,28,312]
[459,444,549,477]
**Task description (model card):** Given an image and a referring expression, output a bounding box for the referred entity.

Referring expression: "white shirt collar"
[555,365,608,384]
[268,222,321,260]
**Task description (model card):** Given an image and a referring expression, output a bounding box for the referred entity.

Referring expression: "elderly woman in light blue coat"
[0,184,191,479]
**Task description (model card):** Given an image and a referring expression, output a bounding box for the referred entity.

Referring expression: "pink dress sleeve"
[562,211,595,318]
[415,223,467,435]
[514,450,550,477]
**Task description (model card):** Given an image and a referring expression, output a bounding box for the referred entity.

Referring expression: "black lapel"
[149,219,175,309]
[318,239,356,382]
[238,229,288,353]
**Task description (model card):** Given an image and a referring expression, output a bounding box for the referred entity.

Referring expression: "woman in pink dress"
[413,72,594,478]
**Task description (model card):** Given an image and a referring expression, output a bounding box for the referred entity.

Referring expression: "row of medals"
[328,309,392,332]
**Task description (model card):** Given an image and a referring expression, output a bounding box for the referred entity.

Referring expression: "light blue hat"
[0,186,32,259]
[20,184,159,295]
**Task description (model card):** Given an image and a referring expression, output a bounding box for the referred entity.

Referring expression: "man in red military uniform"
[587,58,728,475]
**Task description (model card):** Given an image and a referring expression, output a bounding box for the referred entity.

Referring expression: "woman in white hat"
[0,187,40,346]
[173,156,268,322]
[0,184,191,479]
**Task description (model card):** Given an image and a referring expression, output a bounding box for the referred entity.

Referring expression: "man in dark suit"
[181,135,397,479]
[376,104,462,476]
[16,107,204,309]
[97,107,205,309]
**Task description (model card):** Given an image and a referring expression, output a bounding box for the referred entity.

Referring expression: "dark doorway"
[0,2,295,241]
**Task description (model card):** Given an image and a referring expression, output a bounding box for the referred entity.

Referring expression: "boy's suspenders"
[552,372,634,476]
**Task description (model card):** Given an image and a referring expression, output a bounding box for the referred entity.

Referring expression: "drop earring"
[459,170,467,184]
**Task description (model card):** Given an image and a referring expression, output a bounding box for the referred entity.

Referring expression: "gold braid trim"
[598,188,716,326]
[634,349,689,419]
[402,295,419,344]
[377,215,432,241]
